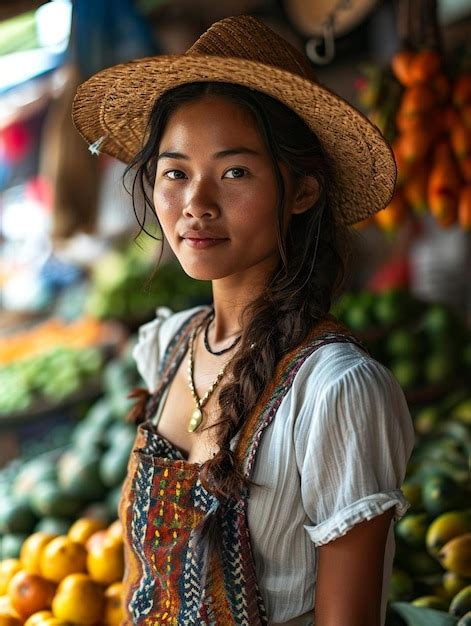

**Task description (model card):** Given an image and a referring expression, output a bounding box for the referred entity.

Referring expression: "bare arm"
[314,508,394,626]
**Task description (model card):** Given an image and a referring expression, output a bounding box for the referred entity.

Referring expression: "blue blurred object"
[39,254,84,292]
[73,0,160,78]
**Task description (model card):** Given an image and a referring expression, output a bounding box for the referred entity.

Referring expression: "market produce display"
[356,45,471,231]
[85,244,212,324]
[0,518,124,624]
[334,288,471,625]
[0,318,118,415]
[0,289,469,625]
[0,346,140,562]
[333,288,470,396]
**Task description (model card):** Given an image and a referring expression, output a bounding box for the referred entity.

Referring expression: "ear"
[291,175,320,215]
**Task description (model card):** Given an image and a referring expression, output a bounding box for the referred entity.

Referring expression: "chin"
[179,261,233,282]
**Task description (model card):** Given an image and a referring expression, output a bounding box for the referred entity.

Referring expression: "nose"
[183,177,220,219]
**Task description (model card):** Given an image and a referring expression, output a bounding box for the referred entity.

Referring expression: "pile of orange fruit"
[0,518,124,625]
[360,49,471,232]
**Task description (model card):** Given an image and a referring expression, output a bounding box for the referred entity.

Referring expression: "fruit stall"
[0,1,470,626]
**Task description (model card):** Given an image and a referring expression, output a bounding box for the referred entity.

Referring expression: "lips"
[180,229,227,240]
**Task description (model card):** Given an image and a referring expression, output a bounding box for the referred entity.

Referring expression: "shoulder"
[292,340,413,436]
[132,304,209,391]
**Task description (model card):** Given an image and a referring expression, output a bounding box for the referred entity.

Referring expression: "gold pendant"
[188,407,203,433]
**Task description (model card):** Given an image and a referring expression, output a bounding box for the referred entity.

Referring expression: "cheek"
[153,185,180,225]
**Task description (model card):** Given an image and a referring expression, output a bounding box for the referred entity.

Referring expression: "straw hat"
[72,15,395,226]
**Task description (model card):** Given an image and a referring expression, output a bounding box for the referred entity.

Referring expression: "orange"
[52,573,104,625]
[103,582,124,625]
[67,518,107,545]
[40,537,87,583]
[7,570,56,620]
[87,541,124,585]
[38,619,73,625]
[20,533,57,575]
[0,561,21,596]
[24,611,54,625]
[85,530,108,553]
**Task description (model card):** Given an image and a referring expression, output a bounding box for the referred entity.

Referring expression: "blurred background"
[0,2,470,624]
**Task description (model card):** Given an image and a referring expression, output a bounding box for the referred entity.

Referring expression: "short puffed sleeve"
[296,355,415,546]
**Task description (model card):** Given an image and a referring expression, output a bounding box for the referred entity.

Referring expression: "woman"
[73,15,414,626]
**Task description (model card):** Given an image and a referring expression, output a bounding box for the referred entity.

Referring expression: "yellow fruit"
[23,611,54,625]
[20,533,57,575]
[104,582,124,625]
[106,520,123,545]
[0,562,21,596]
[67,518,107,545]
[411,595,449,610]
[0,613,22,626]
[37,619,72,625]
[87,541,124,585]
[427,512,471,557]
[40,537,87,583]
[444,572,471,599]
[52,574,104,625]
[439,533,471,577]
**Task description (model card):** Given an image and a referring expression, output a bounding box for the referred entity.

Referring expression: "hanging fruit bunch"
[355,0,471,232]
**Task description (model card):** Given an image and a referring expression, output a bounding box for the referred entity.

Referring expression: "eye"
[164,169,186,180]
[224,167,247,179]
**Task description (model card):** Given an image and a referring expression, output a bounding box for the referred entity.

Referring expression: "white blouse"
[132,305,415,626]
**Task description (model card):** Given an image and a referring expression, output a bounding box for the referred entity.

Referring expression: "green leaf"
[390,602,458,626]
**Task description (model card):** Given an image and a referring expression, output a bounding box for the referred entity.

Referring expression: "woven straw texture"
[72,15,396,225]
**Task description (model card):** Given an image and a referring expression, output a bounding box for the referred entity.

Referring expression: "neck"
[209,274,268,343]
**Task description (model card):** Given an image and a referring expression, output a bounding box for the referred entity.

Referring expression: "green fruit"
[426,512,471,557]
[391,358,420,389]
[457,611,471,626]
[443,572,471,599]
[411,595,449,611]
[401,481,423,510]
[396,513,429,549]
[388,568,415,601]
[12,457,57,504]
[450,586,471,618]
[387,329,421,359]
[373,289,416,326]
[413,407,441,436]
[422,303,457,336]
[0,533,28,559]
[30,481,83,518]
[344,304,373,332]
[100,442,133,488]
[424,353,456,385]
[439,535,471,578]
[422,475,464,516]
[452,399,471,425]
[408,550,444,576]
[106,485,123,520]
[34,516,72,535]
[0,500,37,534]
[57,449,106,500]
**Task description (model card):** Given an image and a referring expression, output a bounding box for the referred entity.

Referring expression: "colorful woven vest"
[119,308,364,625]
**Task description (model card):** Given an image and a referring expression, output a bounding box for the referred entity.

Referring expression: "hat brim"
[72,54,396,225]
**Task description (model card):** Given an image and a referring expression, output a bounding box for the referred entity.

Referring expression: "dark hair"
[125,82,349,499]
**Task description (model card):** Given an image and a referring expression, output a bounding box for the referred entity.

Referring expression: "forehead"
[160,95,264,148]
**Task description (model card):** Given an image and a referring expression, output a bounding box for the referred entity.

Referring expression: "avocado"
[450,586,471,618]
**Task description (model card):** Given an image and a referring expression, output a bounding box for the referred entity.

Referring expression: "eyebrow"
[157,147,261,161]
